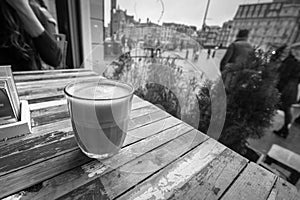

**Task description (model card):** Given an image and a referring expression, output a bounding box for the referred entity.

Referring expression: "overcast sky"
[105,0,272,28]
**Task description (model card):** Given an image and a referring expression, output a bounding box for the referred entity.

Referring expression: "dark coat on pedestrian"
[220,38,253,71]
[277,54,300,109]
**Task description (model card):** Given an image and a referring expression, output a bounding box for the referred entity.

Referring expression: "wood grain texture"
[16,76,98,93]
[29,99,67,111]
[267,177,300,200]
[117,138,227,200]
[166,149,248,200]
[14,71,97,82]
[31,102,160,127]
[5,123,194,200]
[0,105,169,161]
[59,129,209,200]
[28,95,144,113]
[0,131,77,177]
[0,149,91,199]
[13,69,91,76]
[21,92,65,104]
[0,108,174,199]
[0,97,153,149]
[221,162,277,200]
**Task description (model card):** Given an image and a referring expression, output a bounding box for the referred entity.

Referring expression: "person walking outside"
[220,29,253,71]
[207,48,211,59]
[212,46,218,58]
[273,43,300,138]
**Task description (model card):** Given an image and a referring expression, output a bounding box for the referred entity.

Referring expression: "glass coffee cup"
[64,78,134,160]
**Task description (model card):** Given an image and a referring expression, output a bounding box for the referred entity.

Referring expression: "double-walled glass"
[64,78,134,160]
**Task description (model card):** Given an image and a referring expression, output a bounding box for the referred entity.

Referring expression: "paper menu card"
[0,66,20,121]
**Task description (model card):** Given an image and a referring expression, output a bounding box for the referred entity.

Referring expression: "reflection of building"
[163,22,197,36]
[109,7,198,49]
[197,26,221,47]
[108,7,137,39]
[123,21,176,45]
[216,21,233,47]
[120,17,198,48]
[228,0,300,49]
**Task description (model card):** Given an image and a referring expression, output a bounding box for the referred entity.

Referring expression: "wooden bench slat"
[267,144,300,172]
[1,123,191,199]
[221,162,277,200]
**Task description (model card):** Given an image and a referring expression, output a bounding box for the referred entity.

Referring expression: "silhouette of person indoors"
[0,0,62,71]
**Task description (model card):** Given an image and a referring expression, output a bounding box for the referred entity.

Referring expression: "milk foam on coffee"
[75,83,130,99]
[65,79,133,159]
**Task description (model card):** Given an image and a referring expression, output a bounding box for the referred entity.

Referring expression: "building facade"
[228,0,300,50]
[215,21,233,47]
[197,25,221,47]
[162,22,197,36]
[108,8,137,40]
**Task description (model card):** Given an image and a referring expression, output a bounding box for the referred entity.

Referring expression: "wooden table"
[0,69,299,200]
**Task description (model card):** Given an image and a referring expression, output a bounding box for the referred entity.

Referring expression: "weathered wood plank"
[0,115,181,179]
[20,92,65,104]
[29,95,144,112]
[16,76,96,90]
[221,162,277,200]
[0,131,77,175]
[166,149,248,200]
[29,99,67,111]
[59,129,210,200]
[14,71,98,82]
[1,149,91,200]
[0,104,160,148]
[18,87,63,98]
[30,95,146,120]
[1,122,191,199]
[0,131,71,158]
[266,177,300,200]
[0,97,153,146]
[16,75,98,92]
[0,105,169,158]
[29,97,153,130]
[117,138,228,200]
[31,102,159,127]
[13,69,91,76]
